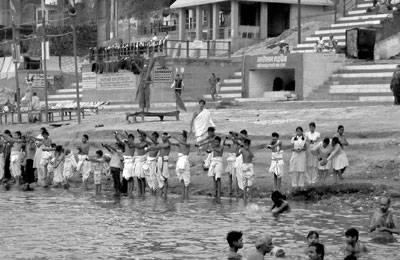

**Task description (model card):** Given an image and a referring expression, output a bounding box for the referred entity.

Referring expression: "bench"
[126,111,180,123]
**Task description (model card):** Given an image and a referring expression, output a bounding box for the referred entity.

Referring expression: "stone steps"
[203,71,243,101]
[307,62,397,102]
[292,0,392,53]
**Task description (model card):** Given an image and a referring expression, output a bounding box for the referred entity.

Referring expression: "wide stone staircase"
[307,62,396,101]
[47,82,82,104]
[292,0,393,53]
[203,71,243,101]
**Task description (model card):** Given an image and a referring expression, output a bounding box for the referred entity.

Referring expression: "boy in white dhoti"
[171,131,191,199]
[207,136,224,198]
[146,132,172,196]
[238,138,254,200]
[134,130,149,196]
[76,134,91,190]
[141,131,160,193]
[29,130,52,187]
[223,134,239,196]
[114,131,136,195]
[231,130,248,197]
[1,131,25,187]
[62,149,77,189]
[267,132,284,191]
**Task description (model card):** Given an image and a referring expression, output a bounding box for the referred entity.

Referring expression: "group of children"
[227,228,367,260]
[0,122,350,200]
[196,122,350,201]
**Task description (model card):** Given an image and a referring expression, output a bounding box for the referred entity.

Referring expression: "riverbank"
[2,101,400,210]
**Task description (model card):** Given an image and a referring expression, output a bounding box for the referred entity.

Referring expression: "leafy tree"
[118,0,176,20]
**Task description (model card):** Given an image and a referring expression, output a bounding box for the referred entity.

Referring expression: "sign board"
[256,55,288,69]
[153,66,173,83]
[82,72,96,89]
[82,72,136,90]
[27,73,54,88]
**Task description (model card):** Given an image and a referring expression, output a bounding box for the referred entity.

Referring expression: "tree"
[118,0,176,21]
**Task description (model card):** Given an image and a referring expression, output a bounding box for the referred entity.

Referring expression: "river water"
[0,188,398,260]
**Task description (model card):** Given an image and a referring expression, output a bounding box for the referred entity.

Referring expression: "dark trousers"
[25,159,35,184]
[111,167,121,192]
[4,155,11,179]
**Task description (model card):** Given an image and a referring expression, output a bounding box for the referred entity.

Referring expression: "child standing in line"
[267,132,284,191]
[87,150,105,194]
[290,127,307,190]
[207,136,224,198]
[270,190,290,217]
[322,137,348,183]
[62,149,77,189]
[102,143,124,196]
[224,132,241,197]
[239,138,254,200]
[42,143,57,186]
[311,138,332,183]
[52,145,65,187]
[171,130,191,199]
[305,122,321,185]
[343,228,367,257]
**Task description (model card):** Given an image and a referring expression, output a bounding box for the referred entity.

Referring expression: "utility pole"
[12,16,21,123]
[42,2,49,122]
[298,0,302,44]
[69,0,81,124]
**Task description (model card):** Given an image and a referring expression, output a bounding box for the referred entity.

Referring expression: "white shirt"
[291,136,306,150]
[305,131,321,143]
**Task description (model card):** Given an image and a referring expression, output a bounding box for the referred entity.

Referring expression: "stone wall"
[82,58,241,104]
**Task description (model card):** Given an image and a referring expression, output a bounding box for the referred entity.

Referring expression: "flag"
[69,0,75,7]
[9,0,16,13]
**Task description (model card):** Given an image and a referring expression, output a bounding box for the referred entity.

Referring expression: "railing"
[138,24,177,36]
[165,39,231,59]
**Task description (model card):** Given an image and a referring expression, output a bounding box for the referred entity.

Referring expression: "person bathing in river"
[369,196,399,243]
[267,132,284,191]
[270,190,290,217]
[307,231,320,246]
[227,231,243,259]
[342,228,367,258]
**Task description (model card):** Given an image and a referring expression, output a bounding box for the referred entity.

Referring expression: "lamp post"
[69,1,81,124]
[297,0,302,44]
[11,17,21,123]
[42,3,49,122]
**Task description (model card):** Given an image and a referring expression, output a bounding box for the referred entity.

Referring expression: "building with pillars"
[170,0,333,50]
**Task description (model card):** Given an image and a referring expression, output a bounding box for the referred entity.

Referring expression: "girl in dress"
[52,145,65,187]
[333,125,349,147]
[63,149,77,188]
[305,122,321,185]
[290,127,307,189]
[311,138,332,183]
[323,137,348,183]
